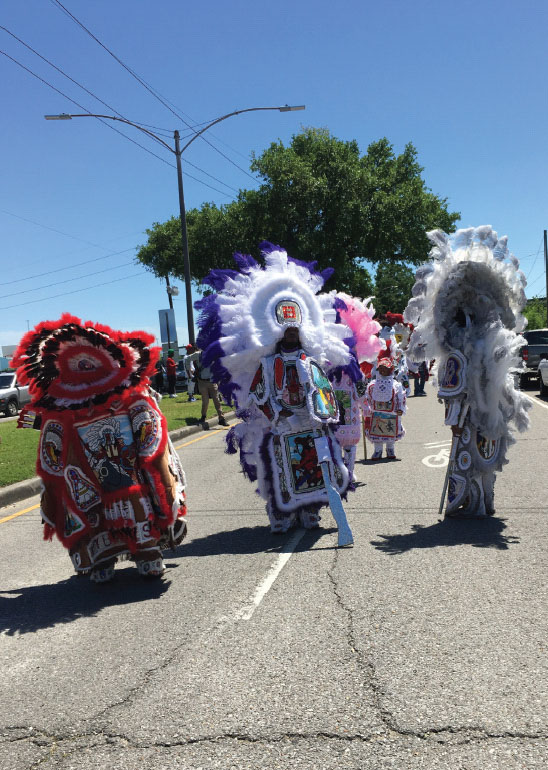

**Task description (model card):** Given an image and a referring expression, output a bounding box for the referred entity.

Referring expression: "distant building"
[1,345,17,359]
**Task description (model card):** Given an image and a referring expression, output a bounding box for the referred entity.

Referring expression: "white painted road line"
[236,528,306,621]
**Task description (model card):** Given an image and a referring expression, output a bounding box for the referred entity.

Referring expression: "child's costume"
[13,314,187,581]
[195,243,354,537]
[364,357,407,460]
[374,315,411,395]
[329,293,384,477]
[404,226,531,517]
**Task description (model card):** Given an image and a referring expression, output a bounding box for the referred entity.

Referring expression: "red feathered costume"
[13,314,187,582]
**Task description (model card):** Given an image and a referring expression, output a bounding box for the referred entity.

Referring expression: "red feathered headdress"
[12,313,159,411]
[377,338,393,363]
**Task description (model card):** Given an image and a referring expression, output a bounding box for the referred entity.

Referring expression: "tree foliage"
[523,297,548,329]
[137,127,459,299]
[373,261,416,315]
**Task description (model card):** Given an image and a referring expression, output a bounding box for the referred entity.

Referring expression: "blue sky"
[2,0,547,352]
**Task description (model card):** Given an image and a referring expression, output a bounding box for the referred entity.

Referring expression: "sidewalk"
[0,411,235,509]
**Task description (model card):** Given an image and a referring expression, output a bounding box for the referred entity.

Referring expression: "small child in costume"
[364,356,407,460]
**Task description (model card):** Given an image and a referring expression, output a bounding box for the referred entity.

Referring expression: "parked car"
[519,328,548,387]
[175,360,188,391]
[538,359,548,397]
[0,372,31,416]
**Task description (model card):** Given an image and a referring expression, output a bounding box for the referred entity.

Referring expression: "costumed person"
[373,315,411,396]
[328,293,384,479]
[195,242,354,544]
[364,355,407,460]
[404,226,531,518]
[166,349,177,398]
[13,314,188,582]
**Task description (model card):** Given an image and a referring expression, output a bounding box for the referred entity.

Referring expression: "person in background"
[196,351,228,429]
[166,349,177,398]
[184,343,199,402]
[154,358,164,393]
[415,360,429,396]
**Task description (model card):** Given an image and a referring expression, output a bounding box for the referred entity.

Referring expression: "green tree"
[523,297,547,329]
[373,261,416,315]
[137,128,459,296]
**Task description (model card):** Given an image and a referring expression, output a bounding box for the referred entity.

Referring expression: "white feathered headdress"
[404,225,531,436]
[195,242,353,406]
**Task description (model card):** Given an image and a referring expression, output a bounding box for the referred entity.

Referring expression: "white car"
[0,372,31,416]
[538,360,548,397]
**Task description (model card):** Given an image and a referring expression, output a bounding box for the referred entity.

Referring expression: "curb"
[0,411,236,510]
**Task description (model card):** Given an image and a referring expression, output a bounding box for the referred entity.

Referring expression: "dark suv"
[519,328,548,387]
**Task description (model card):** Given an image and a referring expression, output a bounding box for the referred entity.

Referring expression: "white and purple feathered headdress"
[195,242,353,407]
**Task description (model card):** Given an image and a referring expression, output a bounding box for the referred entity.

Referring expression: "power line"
[0,49,173,164]
[0,260,135,300]
[0,272,145,310]
[1,25,238,192]
[49,0,259,183]
[0,49,233,196]
[1,208,144,249]
[525,272,546,292]
[3,247,136,286]
[1,24,170,148]
[525,236,544,280]
[0,207,111,249]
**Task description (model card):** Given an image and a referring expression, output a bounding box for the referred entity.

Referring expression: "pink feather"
[336,293,384,363]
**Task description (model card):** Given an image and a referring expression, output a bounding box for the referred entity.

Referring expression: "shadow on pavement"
[170,523,344,557]
[0,571,170,635]
[371,516,519,555]
[169,524,281,558]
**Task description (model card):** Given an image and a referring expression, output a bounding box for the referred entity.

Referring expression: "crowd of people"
[12,227,532,582]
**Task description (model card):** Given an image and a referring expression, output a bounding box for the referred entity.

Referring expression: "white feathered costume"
[195,243,354,533]
[404,226,531,517]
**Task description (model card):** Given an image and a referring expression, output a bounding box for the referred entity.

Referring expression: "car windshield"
[177,361,186,370]
[524,330,548,345]
[0,373,15,388]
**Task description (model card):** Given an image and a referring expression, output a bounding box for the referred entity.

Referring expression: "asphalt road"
[1,387,547,769]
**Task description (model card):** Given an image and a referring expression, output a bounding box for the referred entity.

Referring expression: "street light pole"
[45,105,305,344]
[174,129,194,345]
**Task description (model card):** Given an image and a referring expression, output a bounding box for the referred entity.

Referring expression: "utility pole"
[174,130,194,346]
[165,276,173,354]
[544,230,548,325]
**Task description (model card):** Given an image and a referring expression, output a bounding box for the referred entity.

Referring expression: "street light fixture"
[44,104,306,344]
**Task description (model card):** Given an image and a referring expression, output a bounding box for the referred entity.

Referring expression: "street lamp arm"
[44,113,174,154]
[179,105,305,154]
[45,103,305,347]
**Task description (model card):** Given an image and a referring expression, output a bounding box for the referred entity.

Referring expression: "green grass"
[159,391,232,432]
[0,393,233,488]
